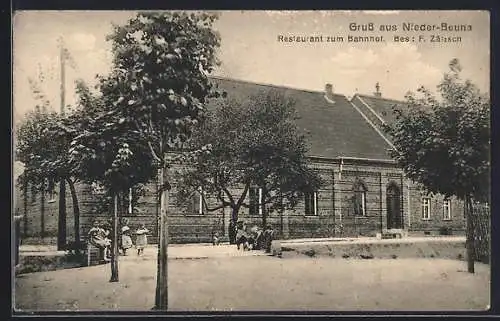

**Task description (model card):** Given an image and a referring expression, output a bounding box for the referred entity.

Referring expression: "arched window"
[352,179,367,216]
[185,186,204,215]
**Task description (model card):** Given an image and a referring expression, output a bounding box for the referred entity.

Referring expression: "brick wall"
[407,186,465,235]
[15,158,466,244]
[15,182,75,240]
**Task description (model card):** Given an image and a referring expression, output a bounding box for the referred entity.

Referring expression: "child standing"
[121,225,133,255]
[235,220,250,251]
[135,223,149,255]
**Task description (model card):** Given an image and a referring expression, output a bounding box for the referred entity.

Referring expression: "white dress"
[135,228,149,249]
[122,234,133,249]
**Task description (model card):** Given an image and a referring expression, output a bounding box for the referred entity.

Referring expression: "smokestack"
[324,83,335,104]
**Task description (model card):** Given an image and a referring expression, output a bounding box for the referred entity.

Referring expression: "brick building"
[13,77,465,244]
[350,90,466,236]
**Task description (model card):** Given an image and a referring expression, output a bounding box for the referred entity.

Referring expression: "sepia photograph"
[12,10,490,313]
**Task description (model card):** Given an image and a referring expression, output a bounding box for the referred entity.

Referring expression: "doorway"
[386,182,402,229]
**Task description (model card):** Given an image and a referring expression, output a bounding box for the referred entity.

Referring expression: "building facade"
[14,78,465,244]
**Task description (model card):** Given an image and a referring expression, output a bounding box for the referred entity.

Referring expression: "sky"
[12,10,490,124]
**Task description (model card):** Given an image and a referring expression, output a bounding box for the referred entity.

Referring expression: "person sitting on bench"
[88,220,111,261]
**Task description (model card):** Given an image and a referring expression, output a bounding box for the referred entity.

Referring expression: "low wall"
[271,237,467,260]
[16,253,85,274]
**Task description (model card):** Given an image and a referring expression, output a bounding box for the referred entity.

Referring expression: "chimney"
[324,83,335,104]
[374,82,382,97]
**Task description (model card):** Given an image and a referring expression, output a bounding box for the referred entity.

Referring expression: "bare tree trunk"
[228,207,239,244]
[67,179,80,250]
[57,179,67,250]
[154,173,161,308]
[110,193,119,282]
[465,195,475,273]
[155,166,169,310]
[279,208,283,238]
[41,185,45,239]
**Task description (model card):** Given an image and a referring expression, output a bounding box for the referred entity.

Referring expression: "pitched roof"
[351,94,407,126]
[209,77,394,161]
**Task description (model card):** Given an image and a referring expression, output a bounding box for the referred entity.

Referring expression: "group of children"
[120,223,150,255]
[234,220,275,252]
[87,220,150,260]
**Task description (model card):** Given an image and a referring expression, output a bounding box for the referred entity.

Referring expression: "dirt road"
[14,246,490,312]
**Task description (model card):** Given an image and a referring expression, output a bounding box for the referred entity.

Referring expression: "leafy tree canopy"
[175,89,323,221]
[100,11,221,166]
[68,80,157,194]
[384,59,490,202]
[16,107,69,193]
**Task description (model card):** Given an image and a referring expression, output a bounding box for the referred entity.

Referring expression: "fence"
[472,203,490,263]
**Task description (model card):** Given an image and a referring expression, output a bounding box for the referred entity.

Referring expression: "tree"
[28,70,69,250]
[92,11,221,308]
[16,107,56,239]
[175,89,323,243]
[15,106,82,247]
[68,81,158,282]
[384,59,490,273]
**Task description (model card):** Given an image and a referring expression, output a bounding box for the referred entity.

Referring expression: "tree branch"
[236,182,250,209]
[158,181,172,196]
[212,188,232,209]
[203,202,226,212]
[131,118,162,164]
[221,186,236,207]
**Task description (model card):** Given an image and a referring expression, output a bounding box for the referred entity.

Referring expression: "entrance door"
[386,183,402,229]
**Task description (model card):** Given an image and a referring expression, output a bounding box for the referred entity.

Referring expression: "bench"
[87,243,103,266]
[81,238,108,266]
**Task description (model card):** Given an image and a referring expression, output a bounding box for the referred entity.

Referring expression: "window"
[185,186,204,215]
[249,187,262,215]
[443,199,451,220]
[353,180,367,216]
[124,188,138,214]
[304,191,318,216]
[422,198,431,220]
[127,188,133,214]
[193,186,204,215]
